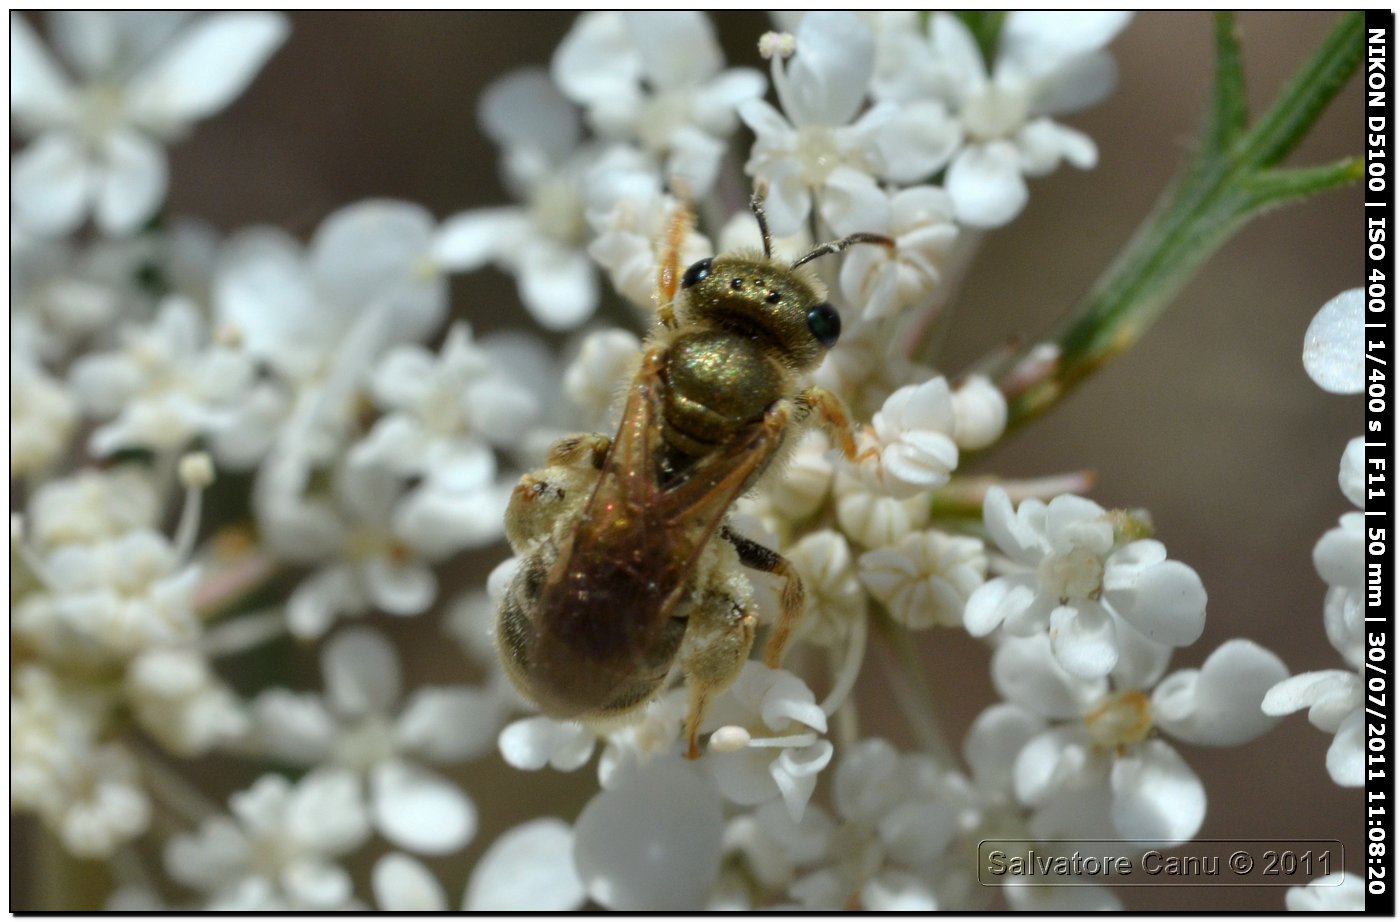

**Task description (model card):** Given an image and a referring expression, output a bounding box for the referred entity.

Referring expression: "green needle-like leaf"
[990,12,1364,441]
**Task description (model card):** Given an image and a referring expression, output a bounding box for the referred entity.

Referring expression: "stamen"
[709,725,751,752]
[741,731,819,749]
[821,608,869,716]
[757,31,796,61]
[174,452,215,562]
[201,607,289,656]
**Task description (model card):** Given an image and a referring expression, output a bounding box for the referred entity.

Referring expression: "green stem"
[997,12,1364,437]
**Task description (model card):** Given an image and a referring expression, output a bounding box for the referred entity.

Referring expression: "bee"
[497,191,892,758]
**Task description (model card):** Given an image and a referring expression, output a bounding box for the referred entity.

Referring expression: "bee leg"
[720,526,806,669]
[680,589,757,760]
[654,190,694,330]
[796,386,877,463]
[545,432,612,470]
[505,435,612,552]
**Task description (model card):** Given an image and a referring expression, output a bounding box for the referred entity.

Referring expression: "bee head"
[672,192,894,371]
[676,253,837,371]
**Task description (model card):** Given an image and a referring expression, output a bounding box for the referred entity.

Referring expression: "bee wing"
[528,362,786,716]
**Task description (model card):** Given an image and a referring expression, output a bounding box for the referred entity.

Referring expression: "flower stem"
[993,12,1364,438]
[870,607,957,768]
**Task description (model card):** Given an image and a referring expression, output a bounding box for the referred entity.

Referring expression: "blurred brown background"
[16,11,1365,911]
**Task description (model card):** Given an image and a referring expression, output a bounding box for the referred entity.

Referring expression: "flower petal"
[1050,601,1119,678]
[11,131,92,237]
[465,817,585,911]
[371,760,477,855]
[1151,639,1288,746]
[322,626,401,718]
[1303,289,1364,394]
[1102,555,1206,648]
[127,12,289,127]
[372,852,448,911]
[11,13,75,128]
[946,142,1028,228]
[1109,739,1204,843]
[396,686,500,763]
[1327,709,1364,786]
[573,760,724,910]
[94,129,167,235]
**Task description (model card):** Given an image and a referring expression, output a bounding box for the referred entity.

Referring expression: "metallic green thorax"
[659,253,829,462]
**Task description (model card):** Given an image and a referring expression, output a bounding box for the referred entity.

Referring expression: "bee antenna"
[791,232,895,270]
[749,185,773,260]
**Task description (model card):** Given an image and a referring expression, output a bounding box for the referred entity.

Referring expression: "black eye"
[681,258,712,289]
[806,302,841,348]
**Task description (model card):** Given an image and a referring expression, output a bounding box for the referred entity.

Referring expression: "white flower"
[824,172,959,320]
[573,758,726,910]
[811,315,929,420]
[702,663,833,821]
[214,200,453,469]
[24,464,159,552]
[859,529,988,629]
[754,428,836,528]
[67,294,260,459]
[436,69,603,330]
[260,460,452,638]
[499,715,599,773]
[965,487,1207,678]
[466,818,586,911]
[43,529,203,657]
[352,322,535,553]
[11,356,77,477]
[854,377,960,498]
[358,321,538,470]
[834,470,933,550]
[1303,288,1363,394]
[251,626,497,853]
[164,768,370,910]
[1262,666,1362,788]
[739,12,960,236]
[561,327,640,428]
[784,529,867,645]
[11,226,153,361]
[11,665,151,859]
[1285,872,1365,911]
[126,646,249,756]
[11,11,289,236]
[784,739,968,910]
[950,374,1007,450]
[1262,438,1366,788]
[987,634,1285,844]
[585,170,713,312]
[552,11,764,195]
[372,819,586,911]
[875,13,1131,227]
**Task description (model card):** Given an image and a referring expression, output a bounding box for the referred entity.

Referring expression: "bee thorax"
[661,331,784,458]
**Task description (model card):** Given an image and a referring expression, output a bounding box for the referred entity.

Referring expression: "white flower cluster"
[1263,291,1368,792]
[10,11,1358,915]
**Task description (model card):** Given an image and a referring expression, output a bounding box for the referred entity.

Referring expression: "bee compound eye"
[806,301,841,348]
[681,257,713,289]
